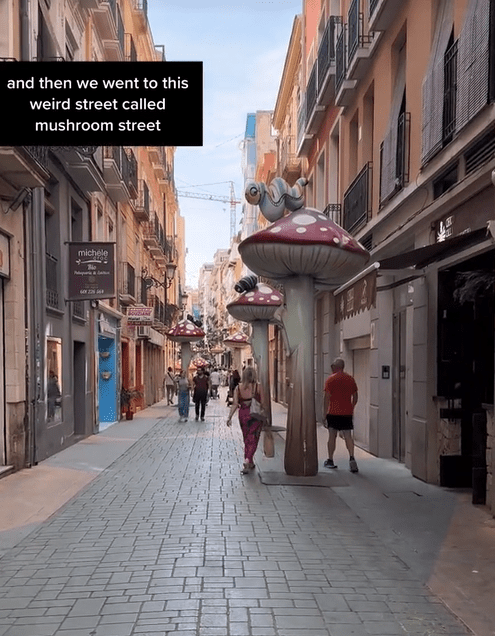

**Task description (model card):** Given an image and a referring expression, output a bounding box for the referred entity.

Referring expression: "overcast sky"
[148,1,301,286]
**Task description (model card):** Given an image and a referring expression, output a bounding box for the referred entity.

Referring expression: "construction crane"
[177,181,241,240]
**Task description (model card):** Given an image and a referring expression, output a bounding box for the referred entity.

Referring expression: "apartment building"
[275,0,495,512]
[0,0,182,471]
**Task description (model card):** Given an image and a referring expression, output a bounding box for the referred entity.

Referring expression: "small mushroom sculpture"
[240,178,370,476]
[166,318,205,373]
[223,330,250,372]
[227,279,284,457]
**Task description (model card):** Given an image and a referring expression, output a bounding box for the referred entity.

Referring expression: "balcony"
[103,146,124,201]
[299,15,342,145]
[342,162,372,233]
[143,214,164,258]
[134,180,150,222]
[369,0,402,32]
[46,253,59,310]
[296,95,314,155]
[119,262,136,306]
[92,0,117,41]
[317,15,342,106]
[72,301,85,320]
[149,296,167,332]
[322,203,342,225]
[279,135,302,183]
[132,0,148,30]
[379,112,411,204]
[347,0,378,81]
[335,25,357,107]
[61,148,105,194]
[0,147,49,196]
[122,148,138,199]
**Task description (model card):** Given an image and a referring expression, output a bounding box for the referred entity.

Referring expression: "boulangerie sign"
[334,268,377,323]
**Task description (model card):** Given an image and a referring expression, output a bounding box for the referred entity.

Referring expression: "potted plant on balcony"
[120,387,143,420]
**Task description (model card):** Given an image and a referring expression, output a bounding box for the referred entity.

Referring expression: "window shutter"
[456,0,490,132]
[421,0,453,164]
[381,50,406,202]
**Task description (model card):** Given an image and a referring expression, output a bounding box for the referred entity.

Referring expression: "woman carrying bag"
[226,366,265,474]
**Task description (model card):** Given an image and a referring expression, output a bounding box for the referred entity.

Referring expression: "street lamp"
[142,262,177,289]
[165,262,177,288]
[180,291,189,310]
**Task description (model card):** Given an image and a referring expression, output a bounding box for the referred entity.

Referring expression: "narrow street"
[0,390,493,636]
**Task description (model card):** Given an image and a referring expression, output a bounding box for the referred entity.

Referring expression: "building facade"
[0,0,183,472]
[270,0,495,513]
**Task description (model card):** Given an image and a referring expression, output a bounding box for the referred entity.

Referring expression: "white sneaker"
[349,458,359,473]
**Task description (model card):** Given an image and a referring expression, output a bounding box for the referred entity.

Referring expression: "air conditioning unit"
[137,326,151,339]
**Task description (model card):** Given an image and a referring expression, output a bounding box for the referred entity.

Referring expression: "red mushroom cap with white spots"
[238,208,370,285]
[223,331,250,348]
[166,319,205,343]
[227,283,283,322]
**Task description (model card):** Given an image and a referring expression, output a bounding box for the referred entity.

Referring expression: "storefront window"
[47,337,62,423]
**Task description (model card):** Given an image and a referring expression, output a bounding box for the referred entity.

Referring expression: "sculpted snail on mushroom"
[239,178,370,476]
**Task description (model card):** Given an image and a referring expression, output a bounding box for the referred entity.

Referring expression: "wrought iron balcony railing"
[336,26,347,95]
[122,148,138,198]
[348,0,373,65]
[343,162,372,233]
[46,253,59,309]
[322,203,342,225]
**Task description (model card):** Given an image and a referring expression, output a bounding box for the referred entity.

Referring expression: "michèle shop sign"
[67,242,115,301]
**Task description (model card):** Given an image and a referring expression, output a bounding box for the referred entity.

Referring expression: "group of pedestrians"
[163,365,228,423]
[164,357,361,475]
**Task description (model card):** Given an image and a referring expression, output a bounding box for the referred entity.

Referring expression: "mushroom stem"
[181,342,192,373]
[282,275,318,476]
[250,320,274,458]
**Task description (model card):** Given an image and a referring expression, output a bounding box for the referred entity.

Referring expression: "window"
[47,338,63,424]
[433,164,458,199]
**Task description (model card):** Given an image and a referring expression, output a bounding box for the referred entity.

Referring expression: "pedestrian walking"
[47,370,61,421]
[209,368,220,399]
[176,370,192,422]
[323,357,359,473]
[192,366,210,421]
[164,367,177,405]
[227,369,240,406]
[226,366,264,474]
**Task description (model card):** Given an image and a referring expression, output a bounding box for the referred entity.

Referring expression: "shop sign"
[0,233,10,278]
[335,269,377,323]
[68,242,115,301]
[127,306,154,324]
[435,190,494,243]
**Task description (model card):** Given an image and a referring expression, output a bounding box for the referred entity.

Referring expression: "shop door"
[352,348,370,450]
[393,311,406,462]
[0,281,4,466]
[438,251,495,492]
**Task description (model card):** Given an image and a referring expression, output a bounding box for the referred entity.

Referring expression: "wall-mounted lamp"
[4,187,31,214]
[142,262,177,289]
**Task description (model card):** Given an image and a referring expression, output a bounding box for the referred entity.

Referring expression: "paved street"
[0,391,489,636]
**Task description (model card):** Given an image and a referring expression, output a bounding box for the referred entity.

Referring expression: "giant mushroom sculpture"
[223,331,250,372]
[166,319,205,373]
[240,178,370,476]
[227,281,284,457]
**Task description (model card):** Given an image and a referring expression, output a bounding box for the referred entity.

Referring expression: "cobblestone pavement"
[0,396,472,636]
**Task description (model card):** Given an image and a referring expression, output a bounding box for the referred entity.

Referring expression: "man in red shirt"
[323,358,359,473]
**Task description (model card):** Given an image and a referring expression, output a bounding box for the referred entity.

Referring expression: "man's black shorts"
[326,414,354,431]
